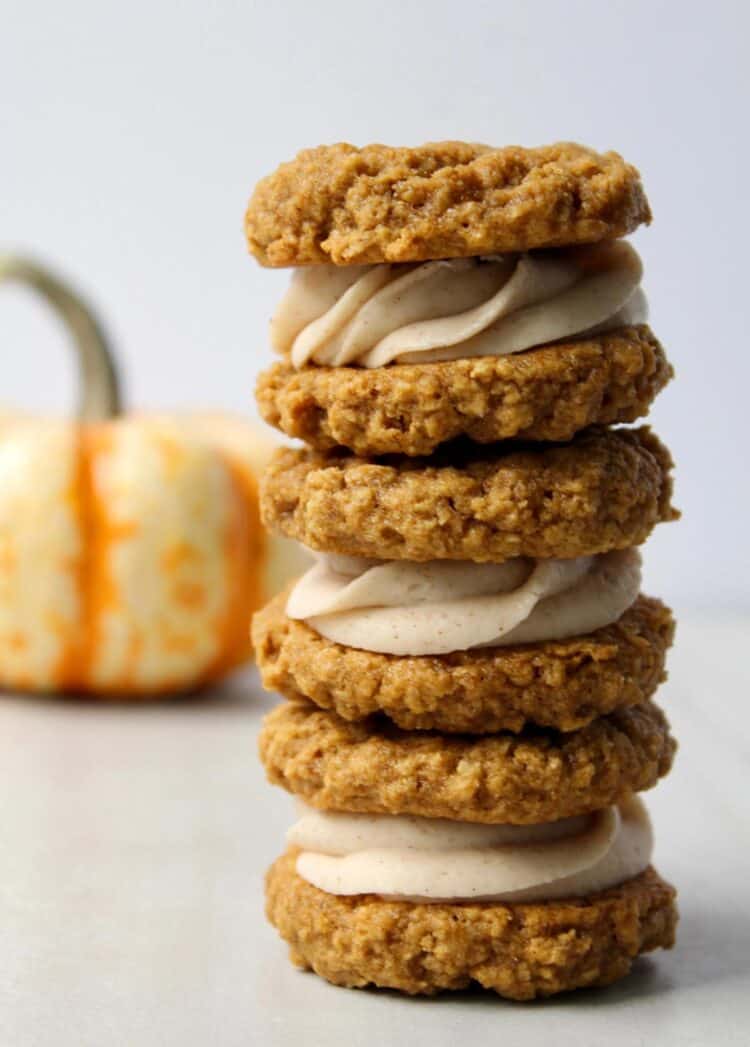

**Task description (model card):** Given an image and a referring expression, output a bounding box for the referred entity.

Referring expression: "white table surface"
[1,618,748,1047]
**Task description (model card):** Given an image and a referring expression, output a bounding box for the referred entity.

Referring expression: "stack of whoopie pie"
[247,141,679,1000]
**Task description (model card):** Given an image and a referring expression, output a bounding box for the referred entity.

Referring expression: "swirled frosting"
[286,548,641,656]
[271,240,647,369]
[289,797,652,902]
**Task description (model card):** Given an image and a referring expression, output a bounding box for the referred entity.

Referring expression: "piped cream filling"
[271,240,647,369]
[289,798,652,903]
[286,549,641,656]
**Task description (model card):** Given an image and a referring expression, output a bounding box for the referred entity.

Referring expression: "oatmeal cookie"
[266,854,676,999]
[246,141,650,267]
[256,326,672,456]
[252,593,674,734]
[260,427,677,562]
[258,700,676,825]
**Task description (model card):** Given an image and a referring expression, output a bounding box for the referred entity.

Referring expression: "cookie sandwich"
[248,141,679,999]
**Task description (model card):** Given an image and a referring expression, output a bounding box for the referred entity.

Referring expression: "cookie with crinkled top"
[266,855,677,999]
[260,426,677,563]
[252,592,674,734]
[258,699,676,825]
[246,141,651,267]
[256,325,672,456]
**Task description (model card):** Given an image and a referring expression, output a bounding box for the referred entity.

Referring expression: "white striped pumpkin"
[0,257,294,697]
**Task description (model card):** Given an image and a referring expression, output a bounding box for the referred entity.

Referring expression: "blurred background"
[1,0,747,616]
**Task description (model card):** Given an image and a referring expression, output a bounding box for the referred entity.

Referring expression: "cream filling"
[290,797,652,902]
[286,549,641,656]
[271,240,648,369]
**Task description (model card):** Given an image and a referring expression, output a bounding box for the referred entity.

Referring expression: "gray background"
[1,0,747,611]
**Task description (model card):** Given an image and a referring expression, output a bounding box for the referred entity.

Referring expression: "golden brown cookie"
[260,427,677,563]
[246,141,651,267]
[256,326,672,457]
[252,593,674,734]
[258,700,676,825]
[266,854,677,999]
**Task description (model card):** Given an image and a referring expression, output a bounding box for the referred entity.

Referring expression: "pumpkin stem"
[0,254,123,420]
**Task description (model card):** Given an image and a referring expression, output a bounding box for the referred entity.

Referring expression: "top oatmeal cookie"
[245,141,651,267]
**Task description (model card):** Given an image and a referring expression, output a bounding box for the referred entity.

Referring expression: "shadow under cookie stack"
[247,141,679,1000]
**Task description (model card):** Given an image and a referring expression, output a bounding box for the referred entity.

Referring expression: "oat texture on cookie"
[245,139,679,1000]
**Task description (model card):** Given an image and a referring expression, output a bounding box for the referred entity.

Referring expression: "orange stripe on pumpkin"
[55,425,127,693]
[54,426,93,690]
